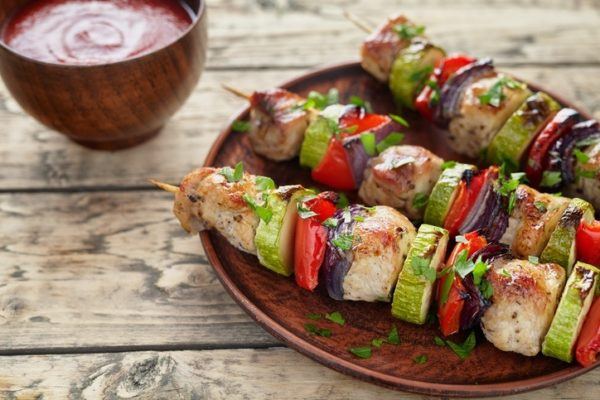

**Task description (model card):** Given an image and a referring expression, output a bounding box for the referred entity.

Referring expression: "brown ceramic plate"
[200,62,599,397]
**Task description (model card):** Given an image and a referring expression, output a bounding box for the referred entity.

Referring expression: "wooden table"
[1,1,599,398]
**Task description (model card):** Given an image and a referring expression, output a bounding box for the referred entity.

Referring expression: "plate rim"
[200,60,599,397]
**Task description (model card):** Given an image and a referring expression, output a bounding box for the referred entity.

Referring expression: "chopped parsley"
[242,193,273,223]
[255,176,275,191]
[336,193,349,209]
[412,256,436,282]
[446,331,477,360]
[353,215,365,222]
[372,338,385,348]
[300,88,339,110]
[455,235,468,244]
[574,148,590,164]
[439,269,455,306]
[349,346,372,359]
[409,65,434,84]
[389,113,410,127]
[306,313,322,320]
[304,323,332,337]
[323,218,338,228]
[376,132,405,154]
[500,268,511,278]
[349,95,373,113]
[528,255,539,264]
[219,162,244,183]
[360,132,377,156]
[479,279,494,299]
[387,324,400,345]
[297,200,318,219]
[332,234,354,251]
[534,201,548,213]
[393,23,426,40]
[413,355,428,364]
[540,170,562,188]
[472,258,490,285]
[434,336,447,347]
[441,160,457,170]
[478,76,525,108]
[325,311,345,326]
[576,168,598,179]
[231,120,251,133]
[497,170,527,214]
[413,193,429,210]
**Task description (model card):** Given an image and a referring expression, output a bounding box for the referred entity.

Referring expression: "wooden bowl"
[0,0,207,150]
[201,62,599,397]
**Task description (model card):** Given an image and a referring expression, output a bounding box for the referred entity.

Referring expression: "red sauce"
[2,0,194,65]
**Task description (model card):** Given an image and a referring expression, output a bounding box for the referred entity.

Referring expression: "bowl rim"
[200,60,599,397]
[0,0,206,69]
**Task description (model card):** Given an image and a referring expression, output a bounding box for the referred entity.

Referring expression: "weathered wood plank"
[1,348,598,399]
[205,0,600,69]
[0,191,279,351]
[0,66,599,190]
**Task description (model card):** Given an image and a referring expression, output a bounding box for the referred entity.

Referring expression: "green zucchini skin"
[255,186,313,276]
[423,163,475,227]
[391,224,449,324]
[299,105,347,169]
[486,92,561,172]
[540,198,595,273]
[542,262,600,362]
[389,41,445,110]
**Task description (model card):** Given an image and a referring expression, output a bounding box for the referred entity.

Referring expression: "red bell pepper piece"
[339,109,390,137]
[443,168,493,236]
[311,138,356,190]
[525,108,580,186]
[311,109,391,190]
[414,55,475,120]
[294,194,337,291]
[576,220,600,267]
[436,232,487,336]
[576,296,600,367]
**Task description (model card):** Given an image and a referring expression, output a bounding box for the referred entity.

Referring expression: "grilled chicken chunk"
[360,15,420,83]
[173,167,261,254]
[358,145,443,220]
[481,258,566,356]
[248,89,311,161]
[566,141,600,211]
[448,74,531,158]
[342,206,416,302]
[500,185,569,258]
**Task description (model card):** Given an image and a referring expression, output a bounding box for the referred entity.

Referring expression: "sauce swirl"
[2,0,193,65]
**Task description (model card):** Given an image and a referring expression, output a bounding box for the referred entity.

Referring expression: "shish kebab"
[153,165,600,367]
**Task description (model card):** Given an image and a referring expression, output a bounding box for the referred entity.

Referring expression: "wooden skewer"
[343,11,373,34]
[221,83,252,101]
[149,179,179,194]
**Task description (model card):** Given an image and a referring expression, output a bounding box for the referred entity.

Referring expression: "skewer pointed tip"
[221,83,252,101]
[149,179,179,194]
[343,11,373,34]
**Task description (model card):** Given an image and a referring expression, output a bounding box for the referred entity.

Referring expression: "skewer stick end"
[221,83,252,100]
[149,179,179,194]
[343,10,373,34]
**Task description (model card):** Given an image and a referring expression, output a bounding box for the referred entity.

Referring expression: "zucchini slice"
[486,92,561,171]
[542,262,600,362]
[389,41,445,109]
[423,163,475,227]
[255,186,313,276]
[299,105,346,169]
[540,198,595,273]
[391,224,449,324]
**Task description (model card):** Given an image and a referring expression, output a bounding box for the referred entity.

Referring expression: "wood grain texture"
[1,66,599,190]
[206,0,600,69]
[1,349,598,400]
[0,191,278,351]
